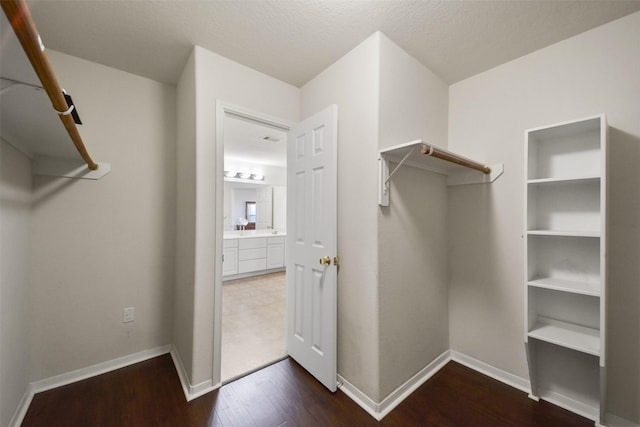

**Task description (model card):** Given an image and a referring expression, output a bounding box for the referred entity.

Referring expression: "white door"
[286,105,338,392]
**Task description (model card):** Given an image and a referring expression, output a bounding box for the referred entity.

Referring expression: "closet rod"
[421,144,491,174]
[2,0,99,170]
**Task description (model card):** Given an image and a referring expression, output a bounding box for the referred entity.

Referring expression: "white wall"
[174,49,197,379]
[377,34,450,399]
[29,50,176,380]
[378,34,448,151]
[448,11,640,423]
[0,140,31,427]
[175,46,299,387]
[301,32,382,400]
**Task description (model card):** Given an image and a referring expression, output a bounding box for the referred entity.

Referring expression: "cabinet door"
[223,248,238,276]
[267,244,284,269]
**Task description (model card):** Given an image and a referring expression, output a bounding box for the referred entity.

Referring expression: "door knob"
[319,256,331,266]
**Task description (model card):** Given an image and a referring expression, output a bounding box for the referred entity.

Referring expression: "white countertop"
[223,231,286,240]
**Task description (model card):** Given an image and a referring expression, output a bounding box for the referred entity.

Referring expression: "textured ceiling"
[24,0,640,87]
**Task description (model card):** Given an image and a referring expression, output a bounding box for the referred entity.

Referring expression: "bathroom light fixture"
[224,171,265,181]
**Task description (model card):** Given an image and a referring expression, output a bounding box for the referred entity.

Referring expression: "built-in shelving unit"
[378,140,504,206]
[524,114,607,425]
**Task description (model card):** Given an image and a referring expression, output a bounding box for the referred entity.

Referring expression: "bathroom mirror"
[223,181,286,232]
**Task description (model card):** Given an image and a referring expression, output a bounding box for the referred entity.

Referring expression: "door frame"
[213,101,293,385]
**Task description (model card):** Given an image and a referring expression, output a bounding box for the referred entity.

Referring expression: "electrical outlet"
[123,307,135,323]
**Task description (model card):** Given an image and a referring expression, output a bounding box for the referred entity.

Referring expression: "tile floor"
[221,271,287,381]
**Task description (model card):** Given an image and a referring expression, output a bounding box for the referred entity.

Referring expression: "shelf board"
[380,140,479,174]
[379,140,503,181]
[528,317,600,357]
[527,115,603,140]
[527,230,600,238]
[528,277,600,297]
[527,175,600,185]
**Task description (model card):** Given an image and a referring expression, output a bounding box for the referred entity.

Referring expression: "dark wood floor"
[22,354,592,427]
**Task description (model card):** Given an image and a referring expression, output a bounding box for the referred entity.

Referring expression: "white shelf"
[527,115,603,181]
[528,277,600,297]
[528,175,600,185]
[527,178,600,232]
[378,140,503,206]
[528,317,600,357]
[527,230,600,238]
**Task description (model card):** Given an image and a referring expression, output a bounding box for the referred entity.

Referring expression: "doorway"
[215,103,292,383]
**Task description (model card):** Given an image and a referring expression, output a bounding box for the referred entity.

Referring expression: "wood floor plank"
[21,354,594,427]
[268,358,377,427]
[250,360,318,426]
[222,374,286,427]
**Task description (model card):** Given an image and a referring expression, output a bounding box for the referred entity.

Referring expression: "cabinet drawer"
[238,259,267,274]
[223,239,238,248]
[239,237,267,250]
[239,248,267,261]
[268,236,285,245]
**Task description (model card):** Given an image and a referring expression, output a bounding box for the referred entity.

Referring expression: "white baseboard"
[9,345,171,427]
[8,383,35,427]
[537,387,598,422]
[32,344,172,393]
[9,345,639,427]
[377,350,451,419]
[449,350,531,394]
[339,349,640,427]
[169,346,218,401]
[338,350,451,421]
[336,375,381,420]
[449,351,608,424]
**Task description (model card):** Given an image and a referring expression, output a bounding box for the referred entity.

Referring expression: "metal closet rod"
[421,144,491,174]
[2,0,98,170]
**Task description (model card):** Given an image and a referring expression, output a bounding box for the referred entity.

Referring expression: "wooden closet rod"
[2,0,99,170]
[421,144,491,174]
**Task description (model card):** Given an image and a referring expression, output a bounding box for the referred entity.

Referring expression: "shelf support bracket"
[384,146,416,185]
[379,146,418,207]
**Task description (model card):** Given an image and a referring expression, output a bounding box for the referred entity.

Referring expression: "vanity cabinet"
[222,239,238,276]
[266,236,285,269]
[223,235,286,278]
[238,237,268,273]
